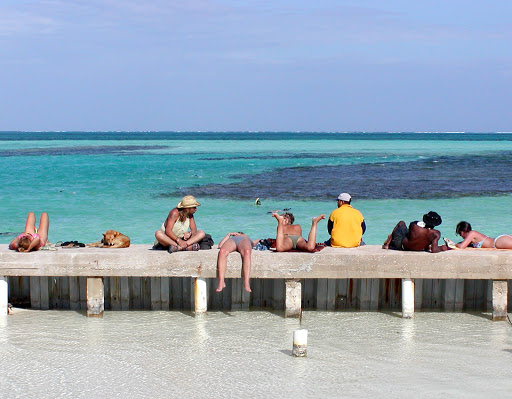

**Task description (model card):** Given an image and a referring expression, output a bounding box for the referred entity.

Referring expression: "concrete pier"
[1,245,512,318]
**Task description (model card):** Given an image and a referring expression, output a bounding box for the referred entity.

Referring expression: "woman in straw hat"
[154,195,205,252]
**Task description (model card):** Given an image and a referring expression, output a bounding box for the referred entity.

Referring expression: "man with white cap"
[327,193,366,248]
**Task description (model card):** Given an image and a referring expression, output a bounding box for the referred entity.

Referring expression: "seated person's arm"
[361,220,366,234]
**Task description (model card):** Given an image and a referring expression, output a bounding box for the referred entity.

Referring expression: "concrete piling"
[285,279,302,318]
[0,276,7,316]
[402,278,414,318]
[86,277,104,317]
[194,277,207,314]
[292,329,308,357]
[492,279,508,321]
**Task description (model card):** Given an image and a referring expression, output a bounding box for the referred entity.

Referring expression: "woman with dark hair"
[154,195,205,252]
[446,221,512,249]
[9,212,49,252]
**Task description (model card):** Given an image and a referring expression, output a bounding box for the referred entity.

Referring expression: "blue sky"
[1,0,511,132]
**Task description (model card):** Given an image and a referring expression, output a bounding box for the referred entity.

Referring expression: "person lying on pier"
[445,221,512,250]
[273,212,325,252]
[382,211,447,253]
[216,232,258,293]
[9,212,49,252]
[154,195,205,253]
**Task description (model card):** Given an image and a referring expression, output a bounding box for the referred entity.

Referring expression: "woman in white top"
[154,195,205,252]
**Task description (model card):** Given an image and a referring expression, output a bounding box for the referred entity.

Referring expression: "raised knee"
[197,230,206,238]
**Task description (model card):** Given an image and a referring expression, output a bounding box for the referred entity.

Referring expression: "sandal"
[186,243,200,251]
[168,245,179,253]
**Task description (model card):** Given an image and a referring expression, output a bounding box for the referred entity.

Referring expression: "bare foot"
[216,281,226,292]
[382,233,392,249]
[244,282,252,293]
[312,214,325,224]
[272,213,285,223]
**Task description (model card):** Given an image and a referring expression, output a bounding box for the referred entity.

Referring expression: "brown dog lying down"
[88,230,130,248]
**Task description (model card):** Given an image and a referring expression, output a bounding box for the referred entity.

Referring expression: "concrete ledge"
[1,244,512,279]
[2,244,512,319]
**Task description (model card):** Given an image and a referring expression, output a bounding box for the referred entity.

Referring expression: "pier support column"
[401,278,414,319]
[285,279,302,318]
[492,280,508,321]
[86,277,104,317]
[194,278,207,315]
[0,276,8,316]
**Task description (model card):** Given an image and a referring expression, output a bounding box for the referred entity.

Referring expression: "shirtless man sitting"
[273,212,325,252]
[382,211,446,253]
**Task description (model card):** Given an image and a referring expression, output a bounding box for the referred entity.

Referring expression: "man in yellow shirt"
[327,193,366,248]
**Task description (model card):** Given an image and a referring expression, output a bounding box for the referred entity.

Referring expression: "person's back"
[403,222,441,252]
[328,193,365,248]
[383,211,443,253]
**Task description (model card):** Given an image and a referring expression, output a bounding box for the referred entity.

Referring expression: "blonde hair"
[282,212,295,224]
[177,207,190,223]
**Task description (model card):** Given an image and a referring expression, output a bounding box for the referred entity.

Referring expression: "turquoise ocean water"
[1,132,511,246]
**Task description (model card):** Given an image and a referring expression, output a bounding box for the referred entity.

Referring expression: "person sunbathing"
[445,221,512,250]
[216,232,257,293]
[272,212,325,252]
[9,212,49,252]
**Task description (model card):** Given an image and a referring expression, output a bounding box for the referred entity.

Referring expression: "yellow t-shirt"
[329,204,364,248]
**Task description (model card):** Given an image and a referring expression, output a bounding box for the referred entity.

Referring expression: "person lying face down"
[449,221,512,250]
[273,212,325,252]
[382,211,445,253]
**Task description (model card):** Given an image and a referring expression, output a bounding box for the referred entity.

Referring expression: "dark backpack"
[199,234,214,250]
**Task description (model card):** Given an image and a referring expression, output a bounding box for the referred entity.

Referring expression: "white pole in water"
[402,278,414,318]
[194,278,207,315]
[0,276,8,316]
[292,329,308,357]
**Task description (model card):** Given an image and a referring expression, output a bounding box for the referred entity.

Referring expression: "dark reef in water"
[0,145,169,157]
[156,153,512,200]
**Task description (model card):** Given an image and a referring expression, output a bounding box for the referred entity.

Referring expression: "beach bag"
[199,234,214,250]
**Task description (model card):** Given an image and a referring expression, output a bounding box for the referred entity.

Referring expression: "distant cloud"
[0,9,57,35]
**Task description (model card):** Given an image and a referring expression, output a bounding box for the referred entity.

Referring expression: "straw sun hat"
[177,195,201,209]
